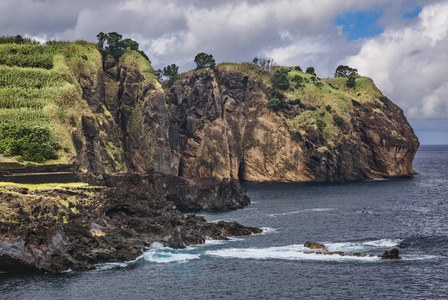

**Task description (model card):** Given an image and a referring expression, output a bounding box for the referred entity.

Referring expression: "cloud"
[1,0,447,124]
[344,1,448,119]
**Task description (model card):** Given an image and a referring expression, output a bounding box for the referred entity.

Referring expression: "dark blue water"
[1,145,448,299]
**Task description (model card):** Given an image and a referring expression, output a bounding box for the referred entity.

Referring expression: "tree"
[334,65,358,77]
[271,68,290,90]
[96,32,107,50]
[162,64,179,87]
[96,32,150,62]
[121,38,139,51]
[194,52,216,70]
[346,74,356,88]
[252,57,275,71]
[306,67,316,76]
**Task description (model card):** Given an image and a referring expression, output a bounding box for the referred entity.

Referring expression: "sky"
[1,0,447,145]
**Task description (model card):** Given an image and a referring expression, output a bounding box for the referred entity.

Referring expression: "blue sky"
[0,0,447,144]
[336,7,385,40]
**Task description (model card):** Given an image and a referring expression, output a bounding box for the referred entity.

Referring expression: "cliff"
[0,42,419,181]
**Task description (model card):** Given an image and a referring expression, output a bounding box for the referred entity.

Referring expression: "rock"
[304,241,327,250]
[0,174,260,273]
[381,248,402,259]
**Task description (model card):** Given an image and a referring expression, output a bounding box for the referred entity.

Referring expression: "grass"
[0,182,89,190]
[120,49,160,86]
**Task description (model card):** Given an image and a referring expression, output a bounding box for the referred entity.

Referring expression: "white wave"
[268,208,334,217]
[362,239,402,248]
[205,245,380,262]
[324,239,402,252]
[96,262,131,271]
[139,250,200,264]
[138,242,200,263]
[365,178,390,182]
[260,227,278,234]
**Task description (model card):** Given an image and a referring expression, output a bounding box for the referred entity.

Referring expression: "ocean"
[1,145,447,299]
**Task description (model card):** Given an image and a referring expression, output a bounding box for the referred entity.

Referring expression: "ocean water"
[1,145,448,299]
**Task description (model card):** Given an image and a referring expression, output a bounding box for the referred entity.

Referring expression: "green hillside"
[0,40,100,163]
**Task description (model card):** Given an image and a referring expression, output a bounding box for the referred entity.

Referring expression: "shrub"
[335,116,344,128]
[0,124,61,162]
[306,67,316,76]
[291,74,303,83]
[325,105,332,113]
[294,98,301,105]
[375,102,382,109]
[271,68,290,90]
[294,66,302,72]
[363,106,370,112]
[379,95,389,107]
[346,75,356,88]
[316,119,326,132]
[267,98,282,111]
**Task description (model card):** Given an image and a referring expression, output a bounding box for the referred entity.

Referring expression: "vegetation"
[252,57,276,71]
[0,124,60,162]
[335,116,344,128]
[0,37,103,163]
[96,32,149,62]
[346,75,356,88]
[306,67,316,76]
[379,95,389,107]
[156,63,179,87]
[316,119,326,132]
[267,98,282,111]
[271,68,290,90]
[194,52,216,70]
[334,65,358,77]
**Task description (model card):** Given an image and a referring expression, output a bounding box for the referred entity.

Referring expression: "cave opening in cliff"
[238,161,245,182]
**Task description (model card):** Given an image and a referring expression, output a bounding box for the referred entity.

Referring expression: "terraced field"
[0,40,100,163]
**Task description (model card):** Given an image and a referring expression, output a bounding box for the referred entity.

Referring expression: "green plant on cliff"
[267,98,282,111]
[0,124,61,162]
[157,63,179,87]
[316,118,326,132]
[346,75,356,88]
[271,68,290,90]
[0,38,103,163]
[96,32,150,62]
[194,52,216,70]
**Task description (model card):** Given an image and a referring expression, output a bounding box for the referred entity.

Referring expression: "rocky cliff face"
[71,49,418,182]
[167,68,419,182]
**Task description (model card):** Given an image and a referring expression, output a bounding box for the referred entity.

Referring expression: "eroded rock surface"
[0,174,256,273]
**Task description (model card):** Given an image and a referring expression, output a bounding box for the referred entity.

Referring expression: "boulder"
[304,241,327,250]
[381,248,402,259]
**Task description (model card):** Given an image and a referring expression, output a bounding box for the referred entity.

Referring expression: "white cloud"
[344,1,448,119]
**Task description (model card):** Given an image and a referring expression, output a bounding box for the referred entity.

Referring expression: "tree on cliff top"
[156,64,179,87]
[334,65,358,77]
[96,32,150,62]
[194,52,216,70]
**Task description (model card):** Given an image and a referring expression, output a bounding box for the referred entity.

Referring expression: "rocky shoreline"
[0,173,261,273]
